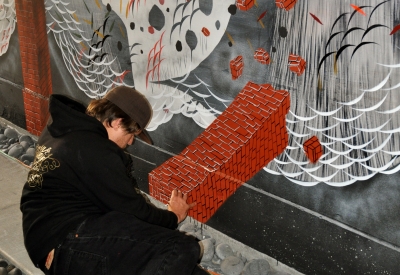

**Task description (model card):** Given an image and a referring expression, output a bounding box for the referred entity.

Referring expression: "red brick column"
[15,0,52,136]
[149,82,290,223]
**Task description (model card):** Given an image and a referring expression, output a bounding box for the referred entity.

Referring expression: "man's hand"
[167,189,196,223]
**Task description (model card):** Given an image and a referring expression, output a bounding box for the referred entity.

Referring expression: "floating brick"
[149,81,290,223]
[254,48,270,65]
[236,0,255,11]
[275,0,298,11]
[202,27,210,36]
[230,55,244,80]
[303,136,323,163]
[288,53,306,76]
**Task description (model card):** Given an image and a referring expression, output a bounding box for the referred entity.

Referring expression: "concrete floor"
[0,153,42,275]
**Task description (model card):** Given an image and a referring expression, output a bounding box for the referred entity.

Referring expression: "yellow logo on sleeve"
[27,145,60,189]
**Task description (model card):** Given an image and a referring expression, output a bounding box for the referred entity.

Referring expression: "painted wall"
[1,0,400,274]
[0,0,23,127]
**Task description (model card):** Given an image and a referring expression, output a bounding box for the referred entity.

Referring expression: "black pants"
[41,212,208,275]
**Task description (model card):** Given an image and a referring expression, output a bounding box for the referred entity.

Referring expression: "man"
[20,86,209,274]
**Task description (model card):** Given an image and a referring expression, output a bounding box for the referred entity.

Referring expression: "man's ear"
[110,118,123,129]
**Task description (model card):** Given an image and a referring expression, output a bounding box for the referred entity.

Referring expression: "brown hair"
[86,98,141,134]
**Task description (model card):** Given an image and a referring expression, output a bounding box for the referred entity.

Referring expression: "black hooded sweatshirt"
[20,94,177,266]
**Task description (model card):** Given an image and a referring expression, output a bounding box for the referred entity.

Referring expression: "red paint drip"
[350,4,366,15]
[257,10,267,22]
[148,26,154,34]
[390,24,400,35]
[309,13,323,25]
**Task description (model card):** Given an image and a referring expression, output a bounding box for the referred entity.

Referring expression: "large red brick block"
[149,82,290,223]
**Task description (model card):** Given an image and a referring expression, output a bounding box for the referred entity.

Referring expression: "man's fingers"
[183,192,188,200]
[188,202,197,209]
[171,189,187,198]
[171,189,178,197]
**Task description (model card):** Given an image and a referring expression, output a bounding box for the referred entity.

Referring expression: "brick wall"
[149,81,290,223]
[15,0,52,136]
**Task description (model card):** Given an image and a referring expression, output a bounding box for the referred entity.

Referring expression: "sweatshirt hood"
[47,94,107,138]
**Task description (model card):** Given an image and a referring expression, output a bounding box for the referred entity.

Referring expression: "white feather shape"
[308,106,342,116]
[325,178,358,187]
[380,127,400,134]
[342,138,375,149]
[289,110,317,121]
[263,167,282,175]
[382,82,400,91]
[361,134,392,153]
[351,93,388,112]
[338,92,365,106]
[332,113,363,122]
[306,123,340,132]
[322,132,359,142]
[328,161,355,170]
[343,153,376,162]
[353,119,391,132]
[287,127,310,138]
[305,170,339,182]
[360,157,398,172]
[285,151,309,165]
[298,165,322,173]
[319,154,340,164]
[361,70,391,92]
[324,145,353,155]
[284,177,320,186]
[380,164,400,174]
[344,172,377,181]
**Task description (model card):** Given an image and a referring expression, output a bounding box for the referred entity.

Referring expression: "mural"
[265,0,400,186]
[40,0,400,188]
[45,0,234,130]
[0,0,16,56]
[0,1,398,273]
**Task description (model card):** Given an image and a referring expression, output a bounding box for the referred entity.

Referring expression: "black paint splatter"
[149,5,165,31]
[278,26,288,38]
[130,22,135,30]
[186,30,198,51]
[228,5,237,15]
[215,20,220,30]
[176,40,182,52]
[117,41,122,51]
[199,0,213,16]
